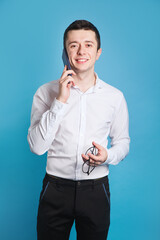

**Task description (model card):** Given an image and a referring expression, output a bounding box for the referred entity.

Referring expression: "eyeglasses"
[82,146,97,175]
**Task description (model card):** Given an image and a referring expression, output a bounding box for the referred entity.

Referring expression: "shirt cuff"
[105,148,114,164]
[50,98,66,115]
[100,148,113,165]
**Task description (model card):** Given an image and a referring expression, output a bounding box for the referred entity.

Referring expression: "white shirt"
[27,74,130,180]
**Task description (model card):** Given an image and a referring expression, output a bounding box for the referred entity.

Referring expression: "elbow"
[121,136,130,157]
[27,134,47,156]
[30,145,46,156]
[122,140,130,159]
[126,139,130,156]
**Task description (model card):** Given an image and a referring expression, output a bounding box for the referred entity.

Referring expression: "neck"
[72,69,96,92]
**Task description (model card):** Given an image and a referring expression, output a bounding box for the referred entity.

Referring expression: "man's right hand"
[56,65,76,103]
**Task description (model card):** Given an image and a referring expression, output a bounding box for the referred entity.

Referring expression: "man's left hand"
[81,141,108,166]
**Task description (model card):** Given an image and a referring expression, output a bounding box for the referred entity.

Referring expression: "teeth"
[77,59,87,62]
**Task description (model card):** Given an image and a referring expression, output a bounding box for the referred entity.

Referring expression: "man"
[27,20,130,240]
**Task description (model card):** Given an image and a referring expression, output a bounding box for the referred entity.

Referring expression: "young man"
[27,20,130,240]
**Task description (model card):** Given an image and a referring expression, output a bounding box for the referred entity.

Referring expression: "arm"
[82,94,130,165]
[106,94,130,165]
[27,90,66,155]
[27,66,76,155]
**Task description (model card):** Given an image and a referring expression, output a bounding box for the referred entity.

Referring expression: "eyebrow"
[68,40,95,45]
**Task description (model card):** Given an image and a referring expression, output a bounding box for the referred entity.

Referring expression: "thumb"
[92,141,102,150]
[67,82,72,89]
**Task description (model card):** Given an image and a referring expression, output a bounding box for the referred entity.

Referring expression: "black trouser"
[37,173,110,240]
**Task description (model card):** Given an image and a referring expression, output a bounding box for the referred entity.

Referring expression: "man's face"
[65,29,102,74]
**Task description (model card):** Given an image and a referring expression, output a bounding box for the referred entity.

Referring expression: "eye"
[86,44,92,48]
[70,44,77,48]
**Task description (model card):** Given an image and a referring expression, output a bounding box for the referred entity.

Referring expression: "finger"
[60,76,75,86]
[67,82,72,89]
[67,81,75,88]
[66,69,76,76]
[64,65,67,71]
[62,65,67,74]
[90,159,103,165]
[89,162,97,167]
[60,74,74,83]
[81,154,89,161]
[61,69,76,79]
[88,159,99,166]
[92,141,102,150]
[87,153,100,161]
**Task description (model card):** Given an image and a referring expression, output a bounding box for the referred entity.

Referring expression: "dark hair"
[63,20,101,50]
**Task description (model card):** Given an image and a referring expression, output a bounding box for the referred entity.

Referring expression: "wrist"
[56,96,67,104]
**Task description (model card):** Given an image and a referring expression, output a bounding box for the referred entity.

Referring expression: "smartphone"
[62,48,72,76]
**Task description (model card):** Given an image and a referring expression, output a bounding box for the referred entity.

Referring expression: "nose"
[77,44,86,55]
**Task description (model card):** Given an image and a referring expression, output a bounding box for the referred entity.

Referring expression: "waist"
[46,173,109,187]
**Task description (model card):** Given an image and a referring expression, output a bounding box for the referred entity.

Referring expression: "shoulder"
[33,79,59,105]
[98,78,124,100]
[36,79,59,94]
[35,79,59,97]
[98,79,129,118]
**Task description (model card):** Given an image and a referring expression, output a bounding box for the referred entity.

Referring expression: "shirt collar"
[93,73,103,92]
[72,72,103,94]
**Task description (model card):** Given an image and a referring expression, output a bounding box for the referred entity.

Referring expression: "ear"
[96,48,102,60]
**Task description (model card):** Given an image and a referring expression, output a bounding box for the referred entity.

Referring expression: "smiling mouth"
[76,59,88,63]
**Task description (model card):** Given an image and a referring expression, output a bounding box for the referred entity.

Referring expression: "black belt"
[46,173,109,187]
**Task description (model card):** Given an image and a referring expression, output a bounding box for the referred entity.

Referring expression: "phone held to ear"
[62,49,72,77]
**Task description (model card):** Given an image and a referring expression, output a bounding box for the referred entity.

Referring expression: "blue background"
[0,0,160,239]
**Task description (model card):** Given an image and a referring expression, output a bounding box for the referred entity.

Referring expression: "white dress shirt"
[27,73,130,180]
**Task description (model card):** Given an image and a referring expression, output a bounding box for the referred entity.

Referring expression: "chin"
[74,64,90,71]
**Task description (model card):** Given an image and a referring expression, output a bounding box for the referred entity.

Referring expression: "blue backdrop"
[0,0,160,239]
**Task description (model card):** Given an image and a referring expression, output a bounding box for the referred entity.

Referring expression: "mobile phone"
[62,48,72,76]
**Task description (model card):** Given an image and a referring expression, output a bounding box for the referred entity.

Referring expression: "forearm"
[27,98,65,155]
[106,138,130,165]
[106,94,130,165]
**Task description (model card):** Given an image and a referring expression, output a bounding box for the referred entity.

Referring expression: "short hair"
[63,20,101,50]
